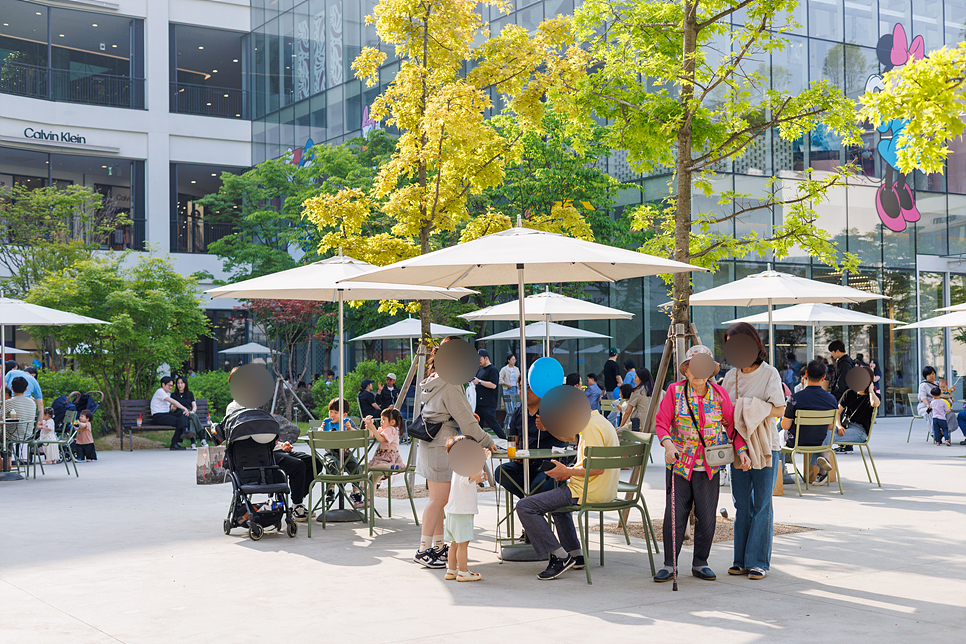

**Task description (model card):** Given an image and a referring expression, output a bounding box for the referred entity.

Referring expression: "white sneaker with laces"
[200,439,208,447]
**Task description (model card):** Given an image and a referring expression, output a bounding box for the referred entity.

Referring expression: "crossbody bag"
[683,383,735,468]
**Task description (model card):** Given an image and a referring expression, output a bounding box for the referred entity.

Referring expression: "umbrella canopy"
[352,318,474,342]
[723,303,901,327]
[936,303,966,313]
[206,255,475,302]
[342,226,701,492]
[896,311,966,330]
[0,346,33,355]
[478,321,611,342]
[689,270,888,365]
[219,342,274,355]
[0,297,110,326]
[461,290,633,322]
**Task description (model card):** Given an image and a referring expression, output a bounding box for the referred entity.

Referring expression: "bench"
[120,399,210,452]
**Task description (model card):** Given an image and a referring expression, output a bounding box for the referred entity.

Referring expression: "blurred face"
[684,365,709,390]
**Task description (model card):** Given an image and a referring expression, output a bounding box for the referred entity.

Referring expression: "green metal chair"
[369,430,419,525]
[834,406,881,487]
[618,429,659,554]
[306,428,374,537]
[780,409,841,496]
[551,441,655,584]
[28,410,80,479]
[5,418,34,478]
[906,393,928,442]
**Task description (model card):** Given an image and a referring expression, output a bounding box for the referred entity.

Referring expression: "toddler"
[443,436,486,582]
[72,410,97,462]
[365,407,406,486]
[322,398,364,508]
[40,407,58,464]
[929,387,951,446]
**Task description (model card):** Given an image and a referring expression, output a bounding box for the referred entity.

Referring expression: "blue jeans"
[934,418,950,443]
[504,386,519,415]
[730,451,779,571]
[956,409,966,437]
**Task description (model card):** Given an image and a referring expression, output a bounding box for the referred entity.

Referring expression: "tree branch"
[697,0,758,30]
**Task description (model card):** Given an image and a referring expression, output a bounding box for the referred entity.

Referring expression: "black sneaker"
[351,492,365,508]
[537,554,576,580]
[325,489,335,504]
[814,470,829,484]
[572,555,585,570]
[433,544,449,562]
[414,549,446,569]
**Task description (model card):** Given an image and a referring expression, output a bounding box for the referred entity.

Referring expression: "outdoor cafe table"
[489,448,578,561]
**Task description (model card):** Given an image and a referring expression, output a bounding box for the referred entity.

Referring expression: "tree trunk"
[672,1,699,332]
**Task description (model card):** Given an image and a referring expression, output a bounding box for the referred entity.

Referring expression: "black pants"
[477,405,505,439]
[663,468,720,569]
[72,442,96,461]
[494,461,558,499]
[274,451,323,504]
[153,412,191,448]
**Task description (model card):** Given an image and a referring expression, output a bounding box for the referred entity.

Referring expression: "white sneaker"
[189,442,197,450]
[200,439,208,447]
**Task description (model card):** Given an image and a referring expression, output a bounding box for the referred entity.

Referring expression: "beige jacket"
[733,396,775,470]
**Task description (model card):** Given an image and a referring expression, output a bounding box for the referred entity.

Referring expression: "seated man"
[6,376,38,463]
[494,386,567,499]
[150,376,192,450]
[514,408,619,580]
[781,360,838,483]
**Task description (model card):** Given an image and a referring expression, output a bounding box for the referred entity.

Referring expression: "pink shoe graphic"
[877,184,906,232]
[897,183,921,222]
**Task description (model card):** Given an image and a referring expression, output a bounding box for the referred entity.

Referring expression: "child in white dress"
[40,407,59,464]
[443,436,487,582]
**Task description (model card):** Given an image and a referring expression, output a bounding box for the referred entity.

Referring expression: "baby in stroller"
[218,408,299,540]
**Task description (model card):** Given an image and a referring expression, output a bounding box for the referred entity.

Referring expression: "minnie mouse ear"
[876,33,895,71]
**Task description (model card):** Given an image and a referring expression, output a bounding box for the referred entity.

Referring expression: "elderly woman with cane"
[721,323,786,581]
[653,345,750,583]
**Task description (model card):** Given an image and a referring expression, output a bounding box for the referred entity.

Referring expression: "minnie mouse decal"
[865,23,924,232]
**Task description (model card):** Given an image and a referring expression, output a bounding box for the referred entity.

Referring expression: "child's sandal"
[456,571,481,582]
[444,569,458,580]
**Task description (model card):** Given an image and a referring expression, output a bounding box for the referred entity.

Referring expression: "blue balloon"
[527,358,565,398]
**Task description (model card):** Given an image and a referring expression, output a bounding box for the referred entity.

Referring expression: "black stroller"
[217,408,298,540]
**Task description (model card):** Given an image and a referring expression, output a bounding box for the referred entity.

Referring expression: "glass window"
[311,92,327,142]
[546,0,574,19]
[809,0,843,42]
[280,9,295,106]
[949,133,966,194]
[772,34,808,94]
[879,0,911,40]
[518,4,544,31]
[914,192,947,255]
[294,3,312,102]
[170,163,246,254]
[0,147,49,188]
[846,184,883,265]
[734,175,773,263]
[919,271,946,376]
[944,0,966,45]
[812,179,848,262]
[776,1,806,36]
[171,25,246,118]
[0,1,47,70]
[253,118,267,164]
[252,28,268,118]
[912,0,943,52]
[310,0,327,94]
[845,0,877,45]
[279,105,295,156]
[881,267,917,413]
[266,17,280,113]
[266,110,281,160]
[327,0,346,88]
[690,174,734,239]
[949,195,966,255]
[342,0,362,83]
[295,98,312,147]
[327,84,344,138]
[345,79,362,135]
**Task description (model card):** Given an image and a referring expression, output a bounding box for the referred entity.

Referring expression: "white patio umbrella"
[689,270,888,366]
[477,321,611,342]
[339,225,701,493]
[461,289,631,356]
[724,302,900,327]
[936,303,966,313]
[353,317,473,346]
[206,254,475,422]
[219,342,274,363]
[895,311,966,330]
[0,296,109,482]
[1,346,32,355]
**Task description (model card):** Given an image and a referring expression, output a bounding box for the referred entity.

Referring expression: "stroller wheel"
[286,521,298,538]
[249,523,264,541]
[223,519,232,535]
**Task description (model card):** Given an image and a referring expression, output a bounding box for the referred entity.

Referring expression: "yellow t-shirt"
[568,411,620,504]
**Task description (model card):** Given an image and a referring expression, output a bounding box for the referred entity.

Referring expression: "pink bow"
[891,23,924,66]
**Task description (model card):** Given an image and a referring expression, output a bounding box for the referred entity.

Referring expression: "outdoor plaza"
[0,416,963,643]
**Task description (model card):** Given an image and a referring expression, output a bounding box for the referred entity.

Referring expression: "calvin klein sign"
[24,128,88,144]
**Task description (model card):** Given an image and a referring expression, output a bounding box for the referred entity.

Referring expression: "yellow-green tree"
[303,0,587,340]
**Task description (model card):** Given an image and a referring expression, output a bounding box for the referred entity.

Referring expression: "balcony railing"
[171,219,238,254]
[170,82,248,120]
[0,60,144,109]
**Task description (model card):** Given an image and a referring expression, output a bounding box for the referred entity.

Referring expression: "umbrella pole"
[768,298,775,367]
[328,289,361,522]
[518,264,530,495]
[545,314,550,358]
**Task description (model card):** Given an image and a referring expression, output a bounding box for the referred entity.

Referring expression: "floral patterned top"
[655,380,746,481]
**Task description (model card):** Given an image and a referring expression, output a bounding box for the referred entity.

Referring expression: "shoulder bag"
[407,410,444,442]
[684,383,735,468]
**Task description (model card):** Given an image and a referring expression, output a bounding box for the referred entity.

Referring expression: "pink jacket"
[655,380,747,480]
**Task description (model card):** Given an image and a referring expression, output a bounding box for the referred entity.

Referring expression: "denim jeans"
[934,418,950,443]
[956,409,966,437]
[515,485,580,559]
[730,451,779,571]
[504,386,519,416]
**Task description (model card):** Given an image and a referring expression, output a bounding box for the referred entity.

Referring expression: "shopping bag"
[196,445,228,485]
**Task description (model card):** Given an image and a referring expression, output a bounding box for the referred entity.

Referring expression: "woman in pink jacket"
[654,345,750,583]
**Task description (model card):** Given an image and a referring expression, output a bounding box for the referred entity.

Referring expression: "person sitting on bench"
[150,376,192,451]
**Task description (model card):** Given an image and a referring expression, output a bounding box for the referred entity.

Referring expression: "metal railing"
[170,82,247,119]
[171,220,238,254]
[0,60,144,109]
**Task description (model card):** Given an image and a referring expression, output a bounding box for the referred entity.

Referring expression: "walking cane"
[671,462,678,592]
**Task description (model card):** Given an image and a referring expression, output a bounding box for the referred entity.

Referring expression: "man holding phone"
[494,387,567,499]
[514,408,619,580]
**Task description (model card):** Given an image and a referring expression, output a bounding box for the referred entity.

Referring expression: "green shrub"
[312,356,413,417]
[189,371,232,422]
[36,369,99,404]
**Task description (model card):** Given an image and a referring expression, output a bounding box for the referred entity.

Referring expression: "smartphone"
[537,460,556,472]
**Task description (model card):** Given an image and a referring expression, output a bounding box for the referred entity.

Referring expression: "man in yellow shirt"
[514,410,619,580]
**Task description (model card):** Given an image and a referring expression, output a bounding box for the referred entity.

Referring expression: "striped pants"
[663,468,720,568]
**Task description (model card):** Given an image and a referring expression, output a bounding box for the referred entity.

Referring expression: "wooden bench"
[120,399,210,452]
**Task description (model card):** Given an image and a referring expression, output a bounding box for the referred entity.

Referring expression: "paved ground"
[2,416,964,643]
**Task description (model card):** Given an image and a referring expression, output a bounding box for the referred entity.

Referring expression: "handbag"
[684,383,735,468]
[407,411,443,442]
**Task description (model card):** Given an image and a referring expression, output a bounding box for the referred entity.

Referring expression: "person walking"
[414,338,496,570]
[721,323,786,581]
[471,349,504,439]
[499,354,521,416]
